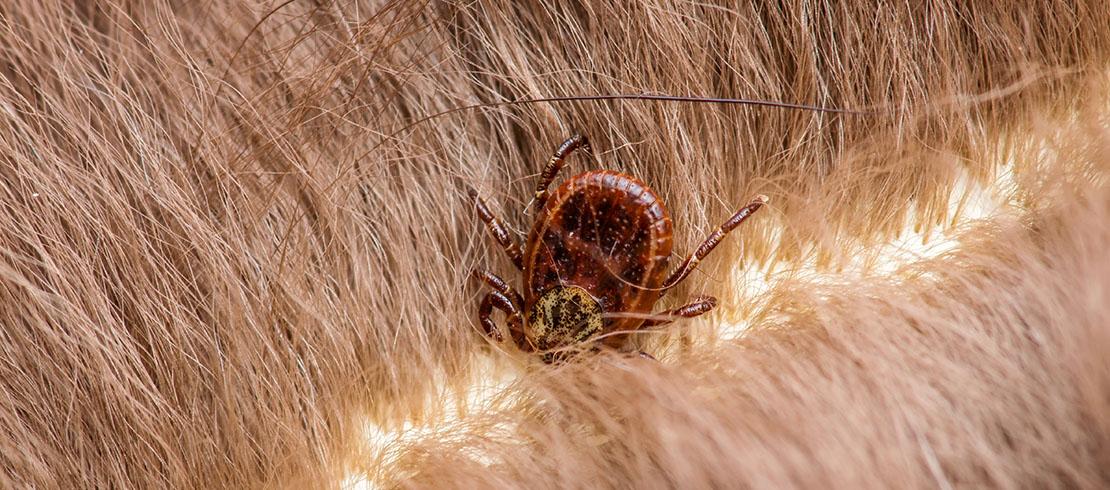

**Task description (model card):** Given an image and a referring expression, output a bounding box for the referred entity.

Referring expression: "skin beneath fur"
[0,1,1107,488]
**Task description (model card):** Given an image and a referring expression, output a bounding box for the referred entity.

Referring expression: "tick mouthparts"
[752,194,770,205]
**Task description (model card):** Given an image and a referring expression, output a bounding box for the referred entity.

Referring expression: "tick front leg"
[641,295,718,328]
[469,189,524,269]
[477,290,523,343]
[662,195,768,292]
[471,269,523,308]
[532,134,592,213]
[472,269,524,344]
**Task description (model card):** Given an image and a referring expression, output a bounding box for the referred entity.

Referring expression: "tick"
[469,134,767,361]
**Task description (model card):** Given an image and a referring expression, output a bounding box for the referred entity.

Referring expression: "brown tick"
[470,134,767,361]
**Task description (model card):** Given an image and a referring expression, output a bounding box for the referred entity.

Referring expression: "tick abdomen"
[523,170,674,337]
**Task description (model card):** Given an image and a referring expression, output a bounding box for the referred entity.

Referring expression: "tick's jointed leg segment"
[472,269,523,307]
[532,134,592,213]
[477,291,520,342]
[472,269,524,343]
[662,194,768,292]
[469,189,524,269]
[642,295,718,328]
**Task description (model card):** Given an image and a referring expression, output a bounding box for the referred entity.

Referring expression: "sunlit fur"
[0,1,1108,488]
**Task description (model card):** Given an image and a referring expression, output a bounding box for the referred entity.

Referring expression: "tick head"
[527,285,604,351]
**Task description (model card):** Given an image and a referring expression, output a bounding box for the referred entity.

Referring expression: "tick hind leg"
[661,195,768,292]
[469,189,524,269]
[472,269,525,344]
[641,295,718,328]
[532,134,593,213]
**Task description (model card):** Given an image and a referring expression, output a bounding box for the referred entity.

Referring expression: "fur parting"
[0,0,1107,488]
[379,129,1110,488]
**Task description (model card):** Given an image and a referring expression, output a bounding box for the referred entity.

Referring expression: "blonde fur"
[0,1,1107,487]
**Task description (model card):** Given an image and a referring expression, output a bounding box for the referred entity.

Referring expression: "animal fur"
[0,1,1107,488]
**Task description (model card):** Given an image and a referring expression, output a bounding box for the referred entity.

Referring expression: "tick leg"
[471,269,524,310]
[661,195,768,292]
[472,269,524,344]
[532,134,592,213]
[641,295,718,328]
[477,290,523,343]
[469,189,524,269]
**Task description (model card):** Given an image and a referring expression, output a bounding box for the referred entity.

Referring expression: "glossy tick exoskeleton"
[470,134,767,361]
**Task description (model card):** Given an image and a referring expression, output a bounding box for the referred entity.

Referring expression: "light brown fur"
[0,1,1107,488]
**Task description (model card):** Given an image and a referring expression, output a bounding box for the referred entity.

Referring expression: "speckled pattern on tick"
[469,134,767,361]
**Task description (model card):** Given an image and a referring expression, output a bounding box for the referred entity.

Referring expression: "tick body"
[524,170,672,351]
[470,135,767,360]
